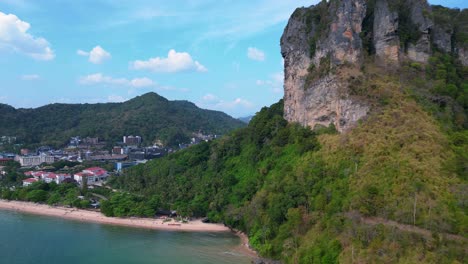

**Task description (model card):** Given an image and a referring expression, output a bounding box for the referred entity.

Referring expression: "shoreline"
[0,199,225,232]
[0,199,258,258]
[233,229,260,259]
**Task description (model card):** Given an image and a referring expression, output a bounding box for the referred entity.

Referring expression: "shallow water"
[0,210,251,264]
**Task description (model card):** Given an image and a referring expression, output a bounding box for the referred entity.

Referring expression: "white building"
[22,178,38,187]
[74,167,108,185]
[44,173,71,184]
[73,172,95,185]
[16,153,55,167]
[123,135,142,145]
[0,166,5,177]
[25,171,72,184]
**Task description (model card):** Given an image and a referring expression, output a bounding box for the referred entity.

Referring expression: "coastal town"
[0,132,219,210]
[0,132,218,171]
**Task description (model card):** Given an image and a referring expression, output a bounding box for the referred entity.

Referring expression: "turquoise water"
[0,210,251,264]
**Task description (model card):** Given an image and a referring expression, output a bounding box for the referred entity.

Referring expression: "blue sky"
[0,0,466,117]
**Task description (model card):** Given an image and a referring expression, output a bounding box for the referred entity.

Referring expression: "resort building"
[22,178,39,187]
[24,171,72,184]
[16,153,55,167]
[74,167,108,185]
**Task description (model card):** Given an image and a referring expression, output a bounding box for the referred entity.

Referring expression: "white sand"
[0,199,229,232]
[0,199,259,258]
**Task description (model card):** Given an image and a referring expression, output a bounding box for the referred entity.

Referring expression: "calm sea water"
[0,210,251,264]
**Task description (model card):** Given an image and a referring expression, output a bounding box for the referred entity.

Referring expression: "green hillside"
[0,92,245,147]
[110,57,467,263]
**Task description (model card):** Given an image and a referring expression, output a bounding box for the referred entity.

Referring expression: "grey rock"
[373,0,400,64]
[432,23,453,53]
[282,0,368,132]
[281,0,466,133]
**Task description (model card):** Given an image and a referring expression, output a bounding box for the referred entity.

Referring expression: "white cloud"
[191,0,313,45]
[21,74,40,80]
[77,50,88,56]
[202,93,218,102]
[197,93,255,117]
[130,49,207,73]
[256,72,283,94]
[219,98,254,109]
[247,47,265,61]
[77,45,111,64]
[79,73,154,88]
[107,95,127,103]
[130,77,155,88]
[0,12,54,60]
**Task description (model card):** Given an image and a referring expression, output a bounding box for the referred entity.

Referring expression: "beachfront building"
[25,171,72,184]
[22,178,39,187]
[44,173,72,184]
[73,172,94,185]
[74,167,108,185]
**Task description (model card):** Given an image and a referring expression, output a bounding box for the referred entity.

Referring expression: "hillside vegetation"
[0,92,245,147]
[111,55,467,262]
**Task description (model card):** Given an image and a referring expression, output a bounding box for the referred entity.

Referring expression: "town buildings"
[22,178,38,187]
[123,136,142,145]
[74,167,109,185]
[16,153,55,167]
[24,171,72,184]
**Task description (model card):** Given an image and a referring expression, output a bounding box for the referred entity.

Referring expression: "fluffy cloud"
[0,12,54,60]
[107,95,127,103]
[247,47,265,61]
[256,72,283,94]
[198,93,255,117]
[202,93,218,102]
[21,74,40,80]
[79,73,155,88]
[130,77,154,88]
[77,46,111,64]
[130,49,207,73]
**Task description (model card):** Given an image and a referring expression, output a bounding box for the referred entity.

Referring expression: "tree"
[26,190,48,203]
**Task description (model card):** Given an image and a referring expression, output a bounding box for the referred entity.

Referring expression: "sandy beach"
[0,199,258,259]
[0,199,229,232]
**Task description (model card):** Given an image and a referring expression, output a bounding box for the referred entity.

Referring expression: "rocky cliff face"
[373,0,399,65]
[281,0,467,132]
[281,0,369,132]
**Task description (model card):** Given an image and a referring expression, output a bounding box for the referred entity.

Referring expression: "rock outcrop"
[281,0,467,132]
[373,0,400,64]
[406,0,433,62]
[282,0,369,132]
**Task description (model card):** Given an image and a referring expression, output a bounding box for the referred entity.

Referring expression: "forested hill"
[107,1,467,263]
[110,53,467,264]
[0,92,245,147]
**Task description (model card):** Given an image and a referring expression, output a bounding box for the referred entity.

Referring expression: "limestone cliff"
[282,0,369,132]
[281,0,467,132]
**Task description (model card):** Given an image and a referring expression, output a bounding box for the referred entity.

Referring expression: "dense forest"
[1,2,466,263]
[0,92,245,148]
[110,50,467,262]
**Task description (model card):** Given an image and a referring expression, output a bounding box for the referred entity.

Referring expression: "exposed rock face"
[281,0,369,132]
[457,46,468,66]
[325,0,367,65]
[432,24,453,53]
[373,0,400,64]
[406,0,433,62]
[281,7,314,129]
[281,0,467,132]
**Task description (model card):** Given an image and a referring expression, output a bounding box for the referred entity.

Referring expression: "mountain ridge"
[0,92,245,147]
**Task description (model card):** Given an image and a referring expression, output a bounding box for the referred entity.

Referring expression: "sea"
[0,210,251,264]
